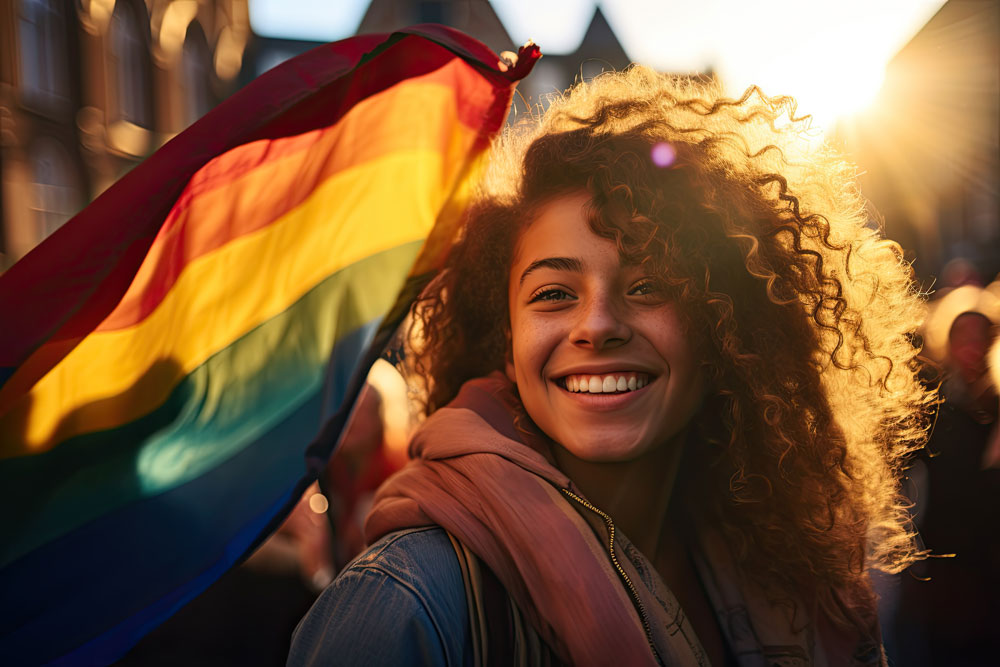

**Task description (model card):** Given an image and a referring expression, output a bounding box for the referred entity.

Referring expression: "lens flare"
[308,492,329,514]
[650,142,676,168]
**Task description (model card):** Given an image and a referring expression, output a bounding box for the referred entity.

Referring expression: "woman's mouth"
[556,372,650,394]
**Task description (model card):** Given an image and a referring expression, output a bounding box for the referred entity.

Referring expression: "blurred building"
[839,0,1000,284]
[246,1,633,120]
[0,0,250,270]
[357,1,630,114]
[358,0,512,55]
[514,6,630,116]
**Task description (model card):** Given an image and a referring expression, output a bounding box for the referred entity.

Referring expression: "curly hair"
[405,67,935,631]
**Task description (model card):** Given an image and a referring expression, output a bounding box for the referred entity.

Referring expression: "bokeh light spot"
[308,492,329,514]
[651,142,676,168]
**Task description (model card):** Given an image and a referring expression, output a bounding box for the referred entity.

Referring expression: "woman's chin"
[551,434,656,465]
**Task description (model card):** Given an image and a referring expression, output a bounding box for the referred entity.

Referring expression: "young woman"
[288,67,933,666]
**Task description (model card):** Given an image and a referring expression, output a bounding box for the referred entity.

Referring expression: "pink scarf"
[365,373,883,666]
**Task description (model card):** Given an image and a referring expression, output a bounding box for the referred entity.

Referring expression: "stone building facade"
[0,0,250,270]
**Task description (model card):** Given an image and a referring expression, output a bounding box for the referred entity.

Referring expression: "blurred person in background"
[895,309,1000,666]
[983,333,1000,470]
[324,382,407,568]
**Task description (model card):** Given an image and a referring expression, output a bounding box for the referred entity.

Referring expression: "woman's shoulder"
[349,526,465,583]
[288,527,471,666]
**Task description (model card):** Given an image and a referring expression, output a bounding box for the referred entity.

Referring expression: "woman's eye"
[528,287,573,303]
[629,280,658,296]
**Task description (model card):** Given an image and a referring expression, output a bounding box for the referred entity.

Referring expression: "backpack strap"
[445,531,557,666]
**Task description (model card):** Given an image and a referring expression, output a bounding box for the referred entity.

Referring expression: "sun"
[786,61,887,132]
[718,7,917,138]
[745,55,888,136]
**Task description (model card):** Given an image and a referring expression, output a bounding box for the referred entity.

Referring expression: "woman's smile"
[506,191,705,462]
[558,371,651,393]
[554,372,657,414]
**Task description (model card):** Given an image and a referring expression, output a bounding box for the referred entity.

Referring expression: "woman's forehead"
[511,191,660,270]
[511,193,610,265]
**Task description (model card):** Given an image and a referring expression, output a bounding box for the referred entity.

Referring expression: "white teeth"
[562,373,650,394]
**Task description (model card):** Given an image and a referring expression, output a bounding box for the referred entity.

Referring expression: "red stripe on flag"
[0,27,538,419]
[0,27,534,368]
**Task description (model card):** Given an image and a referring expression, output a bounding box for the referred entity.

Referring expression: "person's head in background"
[948,311,996,387]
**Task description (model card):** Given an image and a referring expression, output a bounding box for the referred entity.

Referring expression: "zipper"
[560,487,662,665]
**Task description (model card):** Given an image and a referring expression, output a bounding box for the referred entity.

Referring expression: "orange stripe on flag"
[105,68,487,333]
[0,73,484,423]
[1,145,477,455]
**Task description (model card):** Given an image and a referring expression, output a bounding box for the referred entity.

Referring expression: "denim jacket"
[288,527,472,666]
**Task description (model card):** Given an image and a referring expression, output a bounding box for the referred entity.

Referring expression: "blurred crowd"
[878,258,1000,666]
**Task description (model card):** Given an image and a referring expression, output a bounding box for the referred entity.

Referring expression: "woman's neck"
[551,431,688,558]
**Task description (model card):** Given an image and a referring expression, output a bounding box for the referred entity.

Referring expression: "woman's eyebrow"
[518,256,583,286]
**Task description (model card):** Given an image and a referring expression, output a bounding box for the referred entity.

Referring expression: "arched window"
[181,22,212,126]
[17,0,70,113]
[109,1,151,127]
[29,138,84,241]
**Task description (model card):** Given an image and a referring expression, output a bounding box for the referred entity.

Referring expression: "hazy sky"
[248,0,947,129]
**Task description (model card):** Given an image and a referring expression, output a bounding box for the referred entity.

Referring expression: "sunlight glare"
[599,0,946,135]
[748,54,888,135]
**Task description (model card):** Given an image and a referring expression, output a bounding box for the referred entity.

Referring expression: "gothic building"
[0,0,250,270]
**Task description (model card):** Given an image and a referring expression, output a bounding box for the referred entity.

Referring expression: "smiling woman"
[506,192,706,466]
[289,67,934,666]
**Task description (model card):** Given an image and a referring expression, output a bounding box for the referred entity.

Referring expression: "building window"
[181,22,212,126]
[29,138,84,241]
[110,1,151,127]
[17,0,70,113]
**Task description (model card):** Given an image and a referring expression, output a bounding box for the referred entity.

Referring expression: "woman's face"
[506,191,706,462]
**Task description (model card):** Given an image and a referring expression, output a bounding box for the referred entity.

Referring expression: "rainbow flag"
[0,26,538,664]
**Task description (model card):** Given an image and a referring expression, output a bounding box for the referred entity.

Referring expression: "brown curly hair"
[405,67,934,631]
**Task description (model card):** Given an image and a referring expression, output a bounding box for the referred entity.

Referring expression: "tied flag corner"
[0,25,538,665]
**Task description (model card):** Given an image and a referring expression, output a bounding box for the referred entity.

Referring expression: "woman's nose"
[569,296,631,350]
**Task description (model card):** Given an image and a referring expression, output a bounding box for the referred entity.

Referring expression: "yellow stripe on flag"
[3,146,469,454]
[99,78,479,333]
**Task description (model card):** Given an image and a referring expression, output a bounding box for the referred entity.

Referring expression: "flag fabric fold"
[0,25,539,664]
